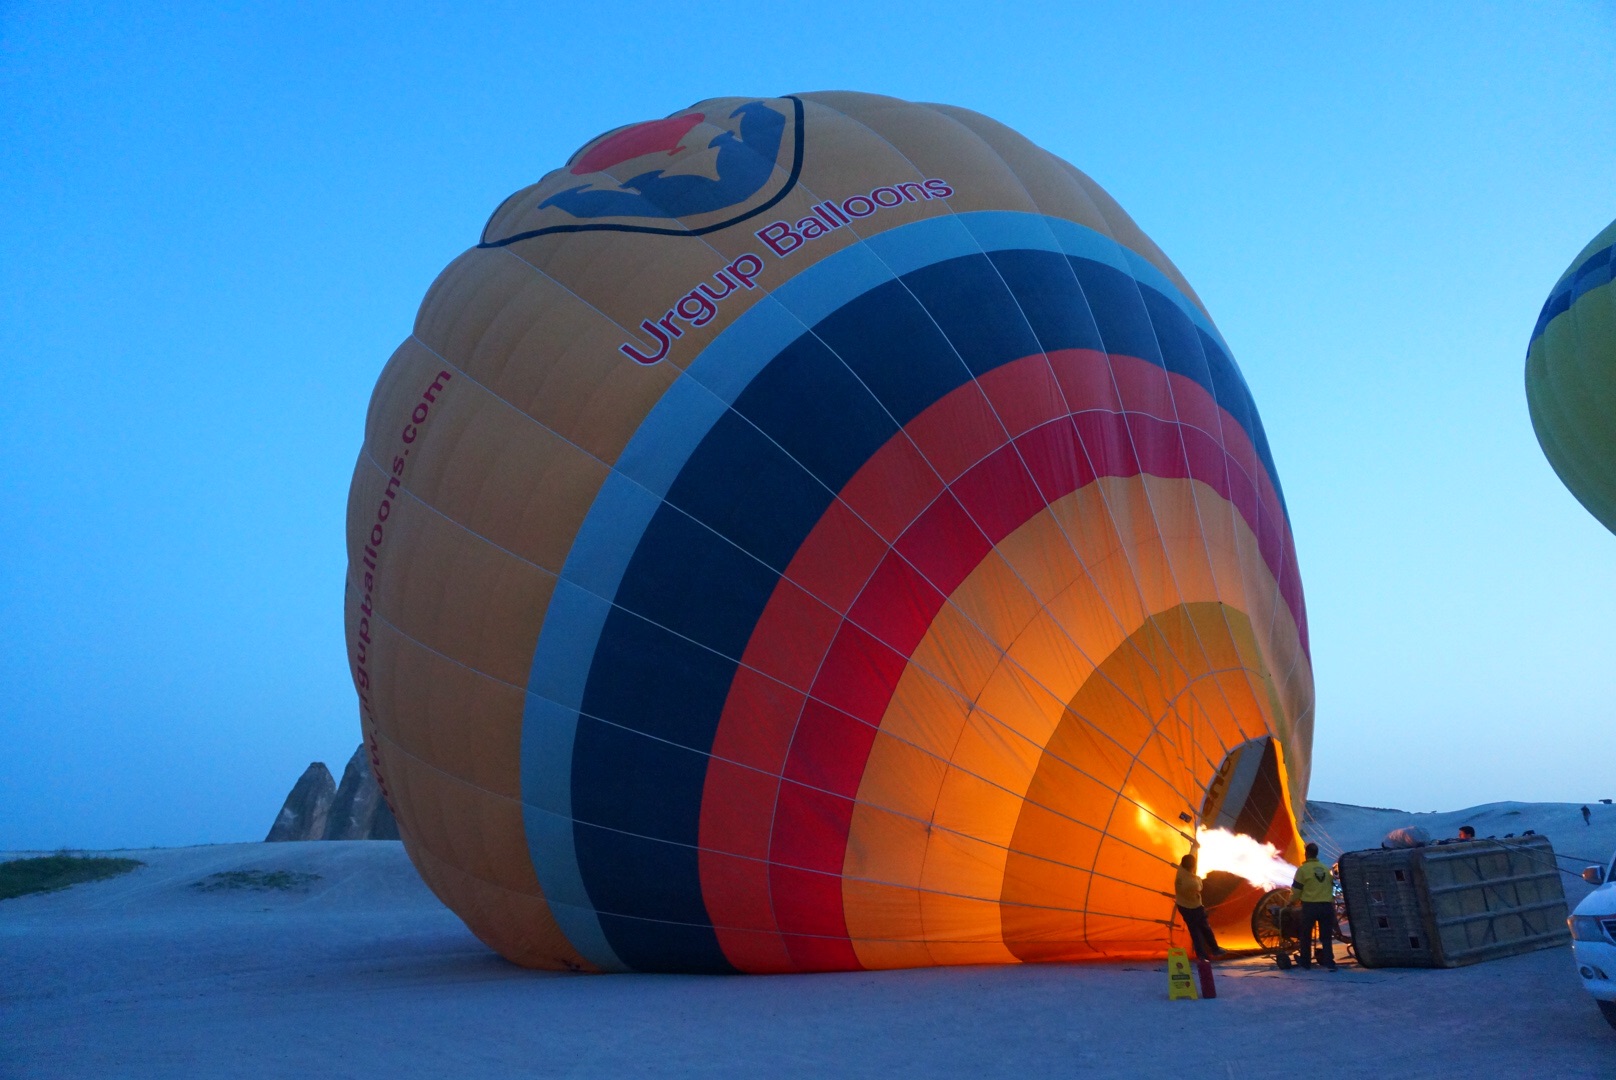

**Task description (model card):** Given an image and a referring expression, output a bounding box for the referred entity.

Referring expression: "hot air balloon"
[344,92,1314,973]
[1527,217,1616,534]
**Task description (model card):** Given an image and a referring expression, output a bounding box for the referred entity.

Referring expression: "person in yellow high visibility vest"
[1174,852,1223,960]
[1292,842,1338,971]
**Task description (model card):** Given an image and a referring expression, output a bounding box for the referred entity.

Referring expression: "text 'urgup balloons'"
[1527,217,1616,535]
[344,92,1314,973]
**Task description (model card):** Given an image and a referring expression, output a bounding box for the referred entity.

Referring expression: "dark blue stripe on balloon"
[728,328,903,498]
[1529,241,1614,352]
[986,249,1106,354]
[1068,257,1162,363]
[903,254,1046,375]
[800,277,971,423]
[569,248,1288,972]
[662,408,840,581]
[577,593,751,748]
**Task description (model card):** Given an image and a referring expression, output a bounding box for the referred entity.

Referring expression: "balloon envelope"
[344,92,1314,973]
[1526,217,1616,535]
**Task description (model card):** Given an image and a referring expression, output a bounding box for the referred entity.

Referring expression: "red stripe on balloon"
[698,348,1303,972]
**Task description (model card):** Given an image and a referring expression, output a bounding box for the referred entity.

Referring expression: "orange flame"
[1194,826,1295,888]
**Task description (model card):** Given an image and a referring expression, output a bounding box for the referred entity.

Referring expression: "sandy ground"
[3,802,1614,1079]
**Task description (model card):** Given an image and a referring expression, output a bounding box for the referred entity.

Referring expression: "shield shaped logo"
[481,97,804,246]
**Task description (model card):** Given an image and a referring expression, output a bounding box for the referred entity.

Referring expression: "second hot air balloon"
[1527,217,1616,534]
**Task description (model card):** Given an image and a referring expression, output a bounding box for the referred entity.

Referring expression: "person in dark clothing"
[1292,842,1338,971]
[1458,825,1475,841]
[1174,852,1222,961]
[1583,806,1593,826]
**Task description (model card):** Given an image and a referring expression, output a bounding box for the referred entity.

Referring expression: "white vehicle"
[1572,851,1616,1030]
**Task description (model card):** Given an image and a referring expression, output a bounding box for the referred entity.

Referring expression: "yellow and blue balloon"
[1527,217,1616,535]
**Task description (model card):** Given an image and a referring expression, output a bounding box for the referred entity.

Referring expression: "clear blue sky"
[3,2,1613,850]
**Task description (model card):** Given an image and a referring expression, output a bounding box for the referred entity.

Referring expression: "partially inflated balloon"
[344,92,1313,973]
[1527,218,1616,534]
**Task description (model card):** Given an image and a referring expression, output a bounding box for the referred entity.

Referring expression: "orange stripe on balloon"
[844,484,1305,966]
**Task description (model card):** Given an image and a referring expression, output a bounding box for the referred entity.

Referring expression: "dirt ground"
[3,836,1612,1079]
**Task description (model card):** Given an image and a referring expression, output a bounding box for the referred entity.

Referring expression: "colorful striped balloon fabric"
[345,92,1314,973]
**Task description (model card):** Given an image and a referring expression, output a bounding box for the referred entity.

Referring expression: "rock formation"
[264,763,335,842]
[324,744,396,841]
[369,794,400,841]
[265,745,401,842]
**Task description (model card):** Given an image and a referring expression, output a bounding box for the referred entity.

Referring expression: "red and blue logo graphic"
[481,97,804,246]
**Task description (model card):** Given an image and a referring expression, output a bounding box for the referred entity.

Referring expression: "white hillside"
[1305,799,1615,908]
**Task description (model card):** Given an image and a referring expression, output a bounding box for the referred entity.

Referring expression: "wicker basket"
[1339,835,1570,968]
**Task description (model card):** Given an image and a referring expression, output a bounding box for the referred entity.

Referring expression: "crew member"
[1175,852,1222,961]
[1292,842,1338,971]
[1457,825,1476,841]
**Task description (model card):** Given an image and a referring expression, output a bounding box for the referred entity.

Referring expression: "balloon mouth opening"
[1193,737,1305,950]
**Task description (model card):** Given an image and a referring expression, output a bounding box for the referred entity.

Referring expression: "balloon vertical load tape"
[1167,948,1199,1000]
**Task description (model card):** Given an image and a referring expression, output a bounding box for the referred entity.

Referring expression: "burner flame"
[1194,827,1296,888]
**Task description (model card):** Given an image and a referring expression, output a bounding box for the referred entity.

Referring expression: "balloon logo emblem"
[485,98,804,243]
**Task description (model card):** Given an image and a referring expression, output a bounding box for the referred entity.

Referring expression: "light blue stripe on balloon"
[611,381,729,502]
[1117,244,1231,353]
[561,472,663,599]
[1023,214,1135,275]
[519,209,1224,969]
[757,239,895,329]
[521,694,584,819]
[953,211,1064,260]
[863,213,985,278]
[682,298,804,406]
[528,578,612,709]
[613,245,897,500]
[521,579,625,971]
[521,805,630,972]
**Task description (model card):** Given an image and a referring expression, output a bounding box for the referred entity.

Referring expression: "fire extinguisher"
[1196,958,1217,999]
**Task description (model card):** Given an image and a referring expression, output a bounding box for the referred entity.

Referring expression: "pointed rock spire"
[265,763,335,842]
[325,744,396,840]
